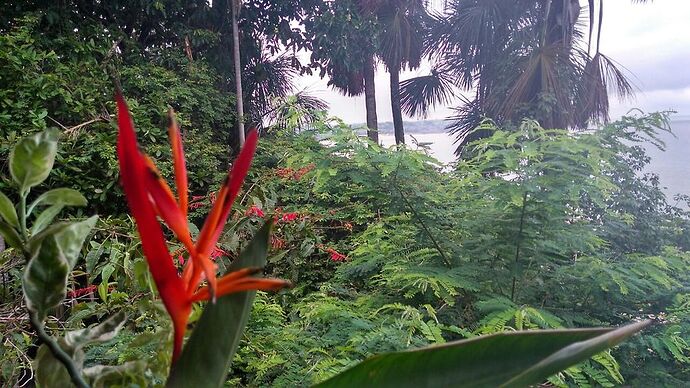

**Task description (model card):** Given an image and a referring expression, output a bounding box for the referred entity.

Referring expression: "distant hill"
[350,120,448,134]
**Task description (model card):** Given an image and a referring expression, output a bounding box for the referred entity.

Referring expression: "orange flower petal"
[142,155,196,254]
[168,109,188,217]
[196,129,258,258]
[190,277,290,303]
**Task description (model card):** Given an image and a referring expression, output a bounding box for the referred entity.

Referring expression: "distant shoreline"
[350,115,690,135]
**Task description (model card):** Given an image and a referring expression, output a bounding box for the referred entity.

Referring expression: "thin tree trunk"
[232,0,245,146]
[363,56,379,143]
[390,61,405,145]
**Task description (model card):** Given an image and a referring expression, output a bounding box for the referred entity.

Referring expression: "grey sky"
[295,1,690,123]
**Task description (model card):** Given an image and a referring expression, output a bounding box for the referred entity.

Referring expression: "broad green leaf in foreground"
[314,320,652,388]
[166,221,273,388]
[10,128,59,194]
[23,216,98,319]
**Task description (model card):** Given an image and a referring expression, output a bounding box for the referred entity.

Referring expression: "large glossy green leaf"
[27,188,88,216]
[10,129,59,194]
[23,216,98,319]
[166,221,273,388]
[0,191,19,228]
[313,320,652,388]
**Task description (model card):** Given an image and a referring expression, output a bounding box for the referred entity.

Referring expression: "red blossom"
[245,205,265,218]
[116,93,289,362]
[210,246,227,260]
[67,285,97,298]
[281,212,298,222]
[326,248,347,262]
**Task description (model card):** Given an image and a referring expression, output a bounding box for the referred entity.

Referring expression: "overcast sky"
[295,1,690,124]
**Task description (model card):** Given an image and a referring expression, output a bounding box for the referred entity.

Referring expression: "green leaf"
[23,237,70,321]
[31,204,65,235]
[36,216,98,269]
[83,361,146,388]
[24,216,98,320]
[0,221,23,250]
[166,221,273,388]
[0,191,19,228]
[34,342,74,387]
[504,320,652,387]
[313,320,651,388]
[10,128,59,194]
[34,312,128,387]
[65,311,126,348]
[27,188,87,216]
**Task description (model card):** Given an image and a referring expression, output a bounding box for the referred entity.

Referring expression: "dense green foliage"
[1,2,688,387]
[5,109,685,386]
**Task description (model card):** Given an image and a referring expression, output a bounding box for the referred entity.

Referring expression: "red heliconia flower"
[116,93,289,363]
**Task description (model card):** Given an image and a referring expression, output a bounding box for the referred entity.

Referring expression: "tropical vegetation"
[1,1,688,387]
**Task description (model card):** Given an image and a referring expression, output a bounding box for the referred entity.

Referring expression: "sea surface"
[379,119,690,198]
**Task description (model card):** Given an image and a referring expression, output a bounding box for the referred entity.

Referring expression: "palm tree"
[361,0,429,145]
[307,0,380,142]
[231,0,245,146]
[399,0,640,153]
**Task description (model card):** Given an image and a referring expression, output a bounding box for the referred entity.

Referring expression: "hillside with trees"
[1,1,688,387]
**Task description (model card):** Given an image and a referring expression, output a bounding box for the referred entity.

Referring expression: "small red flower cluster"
[210,246,227,260]
[274,163,315,181]
[316,244,347,262]
[245,205,265,218]
[281,212,298,222]
[189,192,218,210]
[67,285,97,298]
[326,247,347,262]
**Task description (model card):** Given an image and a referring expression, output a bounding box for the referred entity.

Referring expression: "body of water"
[379,119,690,198]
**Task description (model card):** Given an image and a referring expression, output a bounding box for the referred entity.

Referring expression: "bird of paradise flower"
[115,93,289,362]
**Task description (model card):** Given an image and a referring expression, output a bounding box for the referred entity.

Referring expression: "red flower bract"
[116,93,289,363]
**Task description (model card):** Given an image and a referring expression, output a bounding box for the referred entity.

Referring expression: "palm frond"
[575,52,636,127]
[264,91,329,131]
[445,95,494,154]
[244,52,298,122]
[399,69,456,117]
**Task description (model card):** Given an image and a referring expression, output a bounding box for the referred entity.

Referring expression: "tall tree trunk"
[390,61,405,145]
[363,56,378,143]
[232,0,245,146]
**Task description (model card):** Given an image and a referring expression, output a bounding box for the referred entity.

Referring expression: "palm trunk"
[390,61,405,145]
[232,0,245,146]
[363,56,378,143]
